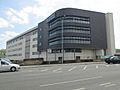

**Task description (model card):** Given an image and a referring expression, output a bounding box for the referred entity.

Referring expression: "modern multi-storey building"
[6,26,39,61]
[6,8,115,63]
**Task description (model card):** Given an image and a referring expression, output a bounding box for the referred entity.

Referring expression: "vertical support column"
[74,49,76,60]
[105,13,115,56]
[55,50,56,61]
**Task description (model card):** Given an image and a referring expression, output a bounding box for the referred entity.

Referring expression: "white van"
[0,58,20,72]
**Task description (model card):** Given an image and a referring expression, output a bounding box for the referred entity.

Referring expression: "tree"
[0,49,6,58]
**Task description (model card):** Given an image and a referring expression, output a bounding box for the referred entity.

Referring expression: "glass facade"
[49,15,90,28]
[51,48,82,53]
[48,15,91,47]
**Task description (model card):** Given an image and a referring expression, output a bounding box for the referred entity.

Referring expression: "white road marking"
[99,82,111,86]
[28,70,33,72]
[96,65,98,69]
[40,69,48,72]
[64,64,69,65]
[104,84,116,87]
[53,68,62,72]
[74,88,86,90]
[115,64,119,66]
[40,76,102,87]
[20,70,33,73]
[56,71,62,73]
[83,65,87,70]
[68,66,77,71]
[99,82,116,88]
[106,65,110,67]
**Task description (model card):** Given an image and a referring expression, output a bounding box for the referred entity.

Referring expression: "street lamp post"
[61,15,65,64]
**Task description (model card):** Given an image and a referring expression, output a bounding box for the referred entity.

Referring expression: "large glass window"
[63,39,91,44]
[7,53,22,57]
[49,40,61,46]
[49,25,91,36]
[49,15,90,28]
[48,36,91,46]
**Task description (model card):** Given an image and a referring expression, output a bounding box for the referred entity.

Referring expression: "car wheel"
[117,61,120,64]
[116,61,119,64]
[10,67,16,72]
[112,62,116,64]
[107,62,110,64]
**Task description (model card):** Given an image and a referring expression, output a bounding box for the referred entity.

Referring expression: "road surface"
[0,63,120,90]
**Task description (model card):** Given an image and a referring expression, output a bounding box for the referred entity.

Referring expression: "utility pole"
[61,15,65,64]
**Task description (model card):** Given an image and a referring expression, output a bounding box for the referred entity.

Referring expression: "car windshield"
[110,56,116,59]
[1,58,13,64]
[112,56,119,60]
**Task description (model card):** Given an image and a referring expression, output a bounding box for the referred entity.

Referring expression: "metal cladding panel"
[90,13,107,49]
[54,8,107,49]
[38,8,107,51]
[38,21,49,51]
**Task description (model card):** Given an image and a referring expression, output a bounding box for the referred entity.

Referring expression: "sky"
[0,0,120,49]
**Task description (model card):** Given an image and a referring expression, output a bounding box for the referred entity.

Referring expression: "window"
[64,36,91,40]
[39,28,42,31]
[48,36,91,46]
[76,56,80,60]
[1,61,9,65]
[75,49,82,52]
[32,44,37,48]
[7,53,22,57]
[63,36,91,44]
[52,49,62,53]
[26,39,30,42]
[39,35,42,38]
[32,52,38,55]
[64,49,74,52]
[33,38,37,41]
[63,39,91,44]
[49,25,91,37]
[49,37,61,42]
[32,31,37,35]
[49,40,61,46]
[18,42,22,45]
[19,36,23,40]
[49,15,90,28]
[39,42,42,46]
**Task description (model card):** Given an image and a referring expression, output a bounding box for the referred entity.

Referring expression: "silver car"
[0,58,20,72]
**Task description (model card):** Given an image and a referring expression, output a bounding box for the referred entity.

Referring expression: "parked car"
[104,56,120,64]
[0,58,20,72]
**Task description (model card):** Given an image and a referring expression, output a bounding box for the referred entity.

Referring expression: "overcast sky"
[0,0,120,49]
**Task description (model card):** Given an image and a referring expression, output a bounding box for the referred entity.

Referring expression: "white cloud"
[6,8,30,24]
[0,18,14,28]
[0,31,19,49]
[5,5,55,25]
[0,18,9,28]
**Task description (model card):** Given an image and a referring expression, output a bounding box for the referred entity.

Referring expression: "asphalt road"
[0,63,120,90]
